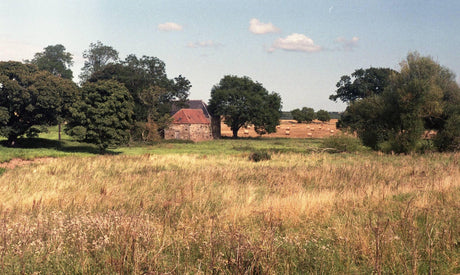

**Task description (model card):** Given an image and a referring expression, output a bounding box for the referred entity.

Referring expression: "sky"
[1,0,459,112]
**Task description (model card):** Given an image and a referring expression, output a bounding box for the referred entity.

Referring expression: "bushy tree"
[316,109,330,122]
[28,44,74,80]
[89,55,190,122]
[291,107,315,123]
[0,61,78,146]
[65,80,133,151]
[330,67,396,103]
[334,52,460,153]
[80,41,119,83]
[208,75,282,138]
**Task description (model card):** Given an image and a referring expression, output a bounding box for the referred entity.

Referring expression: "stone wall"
[164,123,213,142]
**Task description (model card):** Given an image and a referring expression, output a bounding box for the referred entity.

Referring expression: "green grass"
[1,126,324,162]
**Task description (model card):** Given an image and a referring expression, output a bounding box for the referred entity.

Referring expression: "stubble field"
[0,138,459,274]
[221,119,340,138]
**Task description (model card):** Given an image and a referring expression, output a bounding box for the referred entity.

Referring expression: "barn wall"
[164,123,213,142]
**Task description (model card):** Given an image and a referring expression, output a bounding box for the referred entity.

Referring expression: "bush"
[321,134,365,153]
[248,151,271,162]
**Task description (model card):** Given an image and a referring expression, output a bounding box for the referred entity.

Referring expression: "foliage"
[208,75,282,138]
[27,44,74,79]
[248,150,271,162]
[335,53,460,153]
[65,80,134,151]
[0,61,78,145]
[291,107,315,123]
[316,109,331,122]
[330,67,396,103]
[80,41,119,83]
[321,133,365,153]
[89,55,190,122]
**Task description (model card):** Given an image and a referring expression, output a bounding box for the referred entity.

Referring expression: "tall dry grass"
[0,152,459,273]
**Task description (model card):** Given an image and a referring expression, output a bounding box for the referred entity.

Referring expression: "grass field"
[0,128,459,274]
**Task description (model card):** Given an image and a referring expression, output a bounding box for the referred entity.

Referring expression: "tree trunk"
[232,127,239,138]
[7,135,17,147]
[58,123,62,141]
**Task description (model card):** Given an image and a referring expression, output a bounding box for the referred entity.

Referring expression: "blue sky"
[1,0,459,111]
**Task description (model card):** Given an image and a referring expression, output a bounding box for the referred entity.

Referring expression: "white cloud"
[249,18,280,34]
[0,37,40,61]
[269,33,322,53]
[187,40,222,48]
[335,36,359,51]
[157,22,183,32]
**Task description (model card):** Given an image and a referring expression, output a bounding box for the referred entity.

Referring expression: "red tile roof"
[172,109,211,124]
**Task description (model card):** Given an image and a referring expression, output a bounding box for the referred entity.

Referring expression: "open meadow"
[0,130,459,274]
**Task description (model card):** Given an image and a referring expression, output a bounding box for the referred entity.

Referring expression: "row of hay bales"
[222,119,339,138]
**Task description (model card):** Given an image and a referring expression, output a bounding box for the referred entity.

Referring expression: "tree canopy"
[291,107,315,123]
[335,52,460,153]
[316,109,331,122]
[208,75,282,138]
[80,41,119,83]
[330,67,396,103]
[88,54,190,122]
[28,44,74,80]
[65,80,133,151]
[0,61,78,145]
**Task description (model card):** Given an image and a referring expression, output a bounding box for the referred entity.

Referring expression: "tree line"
[0,42,283,148]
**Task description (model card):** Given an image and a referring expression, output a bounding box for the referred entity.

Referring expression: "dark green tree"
[89,54,190,122]
[80,41,119,83]
[316,109,331,122]
[330,67,396,103]
[65,80,134,151]
[28,44,74,79]
[0,61,78,146]
[291,107,315,123]
[334,52,460,153]
[208,75,282,138]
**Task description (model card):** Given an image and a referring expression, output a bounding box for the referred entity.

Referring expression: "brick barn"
[165,100,221,141]
[164,109,213,142]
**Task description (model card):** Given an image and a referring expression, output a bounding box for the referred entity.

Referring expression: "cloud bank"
[269,33,322,53]
[249,18,280,34]
[158,22,183,32]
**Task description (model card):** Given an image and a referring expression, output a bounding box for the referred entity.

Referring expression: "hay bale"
[330,130,335,133]
[244,129,249,134]
[285,130,290,135]
[307,132,313,137]
[310,128,315,131]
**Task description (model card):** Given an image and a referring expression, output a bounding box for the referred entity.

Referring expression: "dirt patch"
[221,119,340,138]
[0,157,55,170]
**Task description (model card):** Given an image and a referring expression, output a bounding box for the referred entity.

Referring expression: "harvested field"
[221,119,340,138]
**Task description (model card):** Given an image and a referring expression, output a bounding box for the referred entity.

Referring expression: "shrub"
[321,134,365,153]
[248,151,271,162]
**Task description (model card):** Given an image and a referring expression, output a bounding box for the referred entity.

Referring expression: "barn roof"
[170,100,211,118]
[172,109,211,124]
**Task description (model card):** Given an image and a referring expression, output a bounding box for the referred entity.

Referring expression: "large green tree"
[291,107,315,123]
[208,75,282,138]
[28,44,74,80]
[316,109,331,122]
[89,54,190,122]
[65,80,133,151]
[334,52,460,153]
[80,41,119,83]
[0,61,78,146]
[330,67,396,103]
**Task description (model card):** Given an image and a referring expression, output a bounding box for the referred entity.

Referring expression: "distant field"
[221,119,340,138]
[0,130,459,273]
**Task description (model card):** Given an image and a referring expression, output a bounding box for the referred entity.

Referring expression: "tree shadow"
[0,138,120,155]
